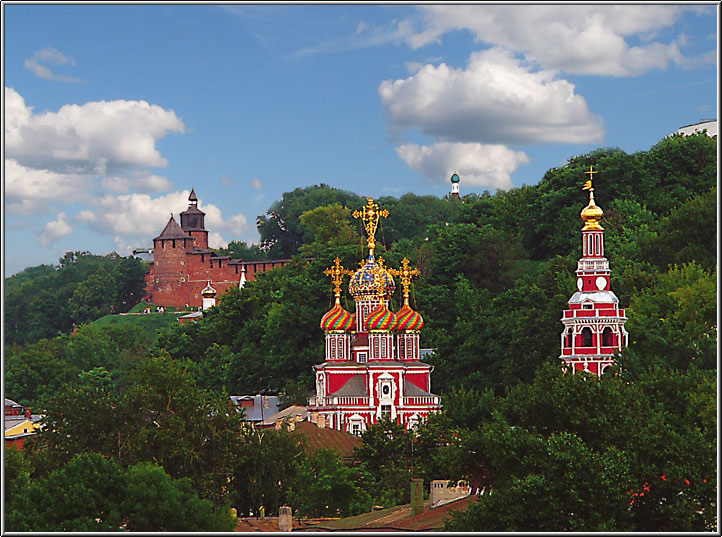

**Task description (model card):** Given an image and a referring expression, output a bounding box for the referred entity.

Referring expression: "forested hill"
[4,132,716,532]
[5,131,716,402]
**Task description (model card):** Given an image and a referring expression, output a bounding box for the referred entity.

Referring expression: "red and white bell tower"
[560,166,628,376]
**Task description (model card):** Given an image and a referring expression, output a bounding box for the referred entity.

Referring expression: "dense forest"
[4,132,717,531]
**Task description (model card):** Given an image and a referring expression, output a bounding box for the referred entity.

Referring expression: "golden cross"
[388,258,420,304]
[323,257,347,302]
[352,197,389,255]
[582,165,597,191]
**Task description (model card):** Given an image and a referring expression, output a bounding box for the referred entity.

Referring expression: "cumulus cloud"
[101,172,173,194]
[38,213,74,246]
[379,47,604,146]
[5,86,185,175]
[4,87,185,216]
[397,142,529,190]
[76,190,248,254]
[5,158,92,214]
[406,5,704,76]
[24,47,84,83]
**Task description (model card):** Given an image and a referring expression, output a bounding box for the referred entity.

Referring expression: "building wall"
[145,236,292,308]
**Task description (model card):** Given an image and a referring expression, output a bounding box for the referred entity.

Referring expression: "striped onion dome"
[395,303,424,332]
[320,302,354,333]
[348,254,396,299]
[366,302,398,332]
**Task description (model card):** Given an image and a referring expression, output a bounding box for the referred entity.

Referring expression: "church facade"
[307,198,441,435]
[145,189,291,308]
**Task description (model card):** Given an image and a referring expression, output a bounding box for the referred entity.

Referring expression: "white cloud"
[406,5,704,76]
[4,87,185,216]
[5,158,91,214]
[24,47,84,83]
[75,210,97,223]
[101,172,173,194]
[38,213,74,246]
[220,175,234,186]
[208,232,228,249]
[5,87,185,175]
[251,178,263,190]
[396,142,529,190]
[379,47,604,146]
[74,190,248,254]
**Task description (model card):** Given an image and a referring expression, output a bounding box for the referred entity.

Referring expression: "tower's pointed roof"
[154,215,190,241]
[189,188,198,202]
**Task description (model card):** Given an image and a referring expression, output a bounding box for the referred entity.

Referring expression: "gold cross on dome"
[323,257,348,302]
[582,165,597,191]
[388,258,420,303]
[352,197,389,255]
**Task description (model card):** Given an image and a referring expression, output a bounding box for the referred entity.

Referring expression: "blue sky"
[3,4,718,276]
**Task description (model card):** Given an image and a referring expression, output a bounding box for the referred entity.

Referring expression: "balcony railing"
[403,396,439,406]
[308,396,369,407]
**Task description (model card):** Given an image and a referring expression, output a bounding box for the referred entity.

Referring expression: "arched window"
[602,327,613,346]
[581,327,593,347]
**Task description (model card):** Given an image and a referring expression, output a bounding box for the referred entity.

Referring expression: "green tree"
[289,449,360,517]
[122,462,236,531]
[229,426,304,516]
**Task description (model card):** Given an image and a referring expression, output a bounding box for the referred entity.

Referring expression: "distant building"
[675,119,717,137]
[230,395,280,427]
[4,398,42,449]
[264,405,308,430]
[144,189,293,308]
[449,172,460,199]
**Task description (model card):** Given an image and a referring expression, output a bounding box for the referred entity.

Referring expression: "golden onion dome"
[201,281,217,297]
[581,194,604,230]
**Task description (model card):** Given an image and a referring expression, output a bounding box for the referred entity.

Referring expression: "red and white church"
[559,167,628,375]
[307,198,440,435]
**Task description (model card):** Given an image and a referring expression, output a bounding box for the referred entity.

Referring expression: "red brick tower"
[179,188,208,249]
[150,214,195,303]
[559,166,628,376]
[144,189,293,307]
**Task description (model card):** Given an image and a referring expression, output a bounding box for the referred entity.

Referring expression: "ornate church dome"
[366,301,398,332]
[320,302,354,333]
[395,303,424,332]
[348,254,396,299]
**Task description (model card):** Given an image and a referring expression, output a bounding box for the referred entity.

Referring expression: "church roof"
[154,216,190,241]
[330,375,368,397]
[403,379,434,397]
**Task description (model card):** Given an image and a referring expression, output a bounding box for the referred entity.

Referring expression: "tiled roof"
[291,421,361,459]
[154,216,191,241]
[263,405,307,426]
